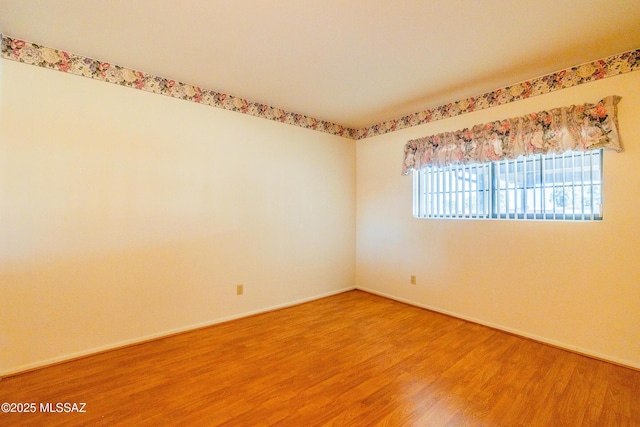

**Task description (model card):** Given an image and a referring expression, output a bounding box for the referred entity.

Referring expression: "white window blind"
[413,149,603,221]
[413,162,491,219]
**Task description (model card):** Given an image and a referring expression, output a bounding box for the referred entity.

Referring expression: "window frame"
[413,149,603,221]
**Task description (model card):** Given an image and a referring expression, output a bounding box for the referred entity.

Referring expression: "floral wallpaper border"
[1,33,638,140]
[356,48,640,139]
[0,34,358,139]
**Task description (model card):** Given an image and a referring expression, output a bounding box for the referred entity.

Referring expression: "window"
[413,149,603,220]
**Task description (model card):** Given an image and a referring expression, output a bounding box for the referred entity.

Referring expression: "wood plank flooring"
[1,290,639,426]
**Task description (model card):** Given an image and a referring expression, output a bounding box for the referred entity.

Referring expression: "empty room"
[1,1,639,425]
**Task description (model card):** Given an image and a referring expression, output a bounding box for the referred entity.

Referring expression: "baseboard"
[356,286,640,371]
[1,286,356,378]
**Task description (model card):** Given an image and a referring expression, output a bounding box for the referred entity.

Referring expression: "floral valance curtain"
[402,96,622,175]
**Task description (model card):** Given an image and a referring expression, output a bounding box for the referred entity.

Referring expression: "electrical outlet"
[410,275,416,285]
[237,284,244,295]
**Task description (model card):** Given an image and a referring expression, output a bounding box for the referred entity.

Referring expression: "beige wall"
[2,55,638,376]
[357,71,640,369]
[0,59,356,375]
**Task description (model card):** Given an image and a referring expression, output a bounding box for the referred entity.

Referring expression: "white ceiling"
[1,0,640,129]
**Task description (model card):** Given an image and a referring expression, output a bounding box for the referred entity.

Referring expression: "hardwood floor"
[1,290,639,426]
